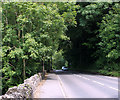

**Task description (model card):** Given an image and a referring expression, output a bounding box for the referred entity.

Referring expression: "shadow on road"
[54,70,77,75]
[52,70,116,77]
[45,74,57,80]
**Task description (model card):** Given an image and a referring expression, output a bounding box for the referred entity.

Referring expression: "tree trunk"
[18,30,21,48]
[5,10,8,25]
[42,59,45,79]
[43,59,44,72]
[22,26,25,80]
[51,56,52,70]
[23,59,26,80]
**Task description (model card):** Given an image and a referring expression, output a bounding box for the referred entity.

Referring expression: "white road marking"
[92,80,104,86]
[77,75,82,78]
[57,75,68,98]
[108,86,120,91]
[85,75,119,87]
[73,74,120,91]
[82,77,90,80]
[88,75,117,80]
[73,74,82,77]
[74,74,91,80]
[73,74,77,76]
[84,74,118,80]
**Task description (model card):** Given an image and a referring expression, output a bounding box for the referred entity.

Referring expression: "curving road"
[35,70,119,99]
[57,70,119,98]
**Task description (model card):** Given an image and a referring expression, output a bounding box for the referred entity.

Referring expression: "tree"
[98,3,120,71]
[1,2,78,94]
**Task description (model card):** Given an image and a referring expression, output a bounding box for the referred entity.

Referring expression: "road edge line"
[57,75,68,98]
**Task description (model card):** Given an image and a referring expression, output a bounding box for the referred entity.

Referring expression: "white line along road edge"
[57,75,68,98]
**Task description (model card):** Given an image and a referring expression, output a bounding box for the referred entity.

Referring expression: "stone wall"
[0,73,43,99]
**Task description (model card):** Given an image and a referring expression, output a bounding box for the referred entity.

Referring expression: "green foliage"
[99,3,120,60]
[62,2,120,75]
[2,2,78,94]
[52,50,65,69]
[2,2,120,94]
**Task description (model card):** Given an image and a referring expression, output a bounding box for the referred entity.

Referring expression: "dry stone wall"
[0,73,43,99]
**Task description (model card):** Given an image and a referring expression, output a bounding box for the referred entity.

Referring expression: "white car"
[62,66,68,71]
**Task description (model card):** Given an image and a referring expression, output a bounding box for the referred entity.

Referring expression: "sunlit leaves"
[99,3,120,60]
[8,48,23,59]
[2,2,78,94]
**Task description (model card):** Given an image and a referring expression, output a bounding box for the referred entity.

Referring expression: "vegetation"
[62,2,120,76]
[1,2,120,94]
[1,2,77,94]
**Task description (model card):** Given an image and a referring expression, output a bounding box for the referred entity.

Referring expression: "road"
[34,70,119,99]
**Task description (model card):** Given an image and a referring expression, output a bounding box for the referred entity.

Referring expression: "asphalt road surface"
[35,70,119,99]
